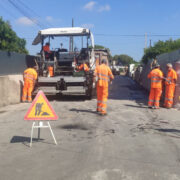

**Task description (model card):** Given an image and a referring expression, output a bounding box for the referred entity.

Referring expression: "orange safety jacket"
[23,68,38,83]
[48,66,54,77]
[77,63,90,72]
[94,64,114,87]
[165,69,177,86]
[148,68,163,89]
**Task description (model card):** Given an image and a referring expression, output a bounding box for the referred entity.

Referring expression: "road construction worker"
[22,66,38,103]
[48,65,54,77]
[164,63,177,108]
[94,59,114,115]
[147,63,163,109]
[43,42,53,59]
[150,58,157,69]
[43,42,50,52]
[76,62,90,72]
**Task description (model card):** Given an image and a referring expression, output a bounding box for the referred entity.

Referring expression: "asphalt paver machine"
[32,27,95,98]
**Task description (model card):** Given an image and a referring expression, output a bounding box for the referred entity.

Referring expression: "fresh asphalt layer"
[0,76,180,180]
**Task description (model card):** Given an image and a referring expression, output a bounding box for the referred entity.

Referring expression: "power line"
[94,33,180,37]
[147,34,180,37]
[16,0,54,28]
[0,0,18,20]
[7,0,46,29]
[95,34,145,37]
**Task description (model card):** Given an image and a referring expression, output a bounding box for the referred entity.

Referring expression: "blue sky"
[1,0,180,61]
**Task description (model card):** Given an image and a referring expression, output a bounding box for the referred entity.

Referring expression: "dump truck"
[32,27,95,98]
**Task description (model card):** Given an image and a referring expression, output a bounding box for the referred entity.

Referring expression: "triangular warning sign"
[24,90,58,120]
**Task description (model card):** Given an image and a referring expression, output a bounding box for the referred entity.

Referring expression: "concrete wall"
[139,49,180,90]
[135,48,180,108]
[0,50,38,107]
[0,75,23,107]
[0,50,37,76]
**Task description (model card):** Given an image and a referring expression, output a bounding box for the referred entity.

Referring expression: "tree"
[0,17,28,54]
[113,54,136,65]
[141,39,180,64]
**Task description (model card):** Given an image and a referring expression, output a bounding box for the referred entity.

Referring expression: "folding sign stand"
[30,121,57,147]
[24,90,58,148]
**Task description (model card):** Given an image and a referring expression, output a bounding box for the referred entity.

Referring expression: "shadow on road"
[153,128,180,139]
[58,123,91,131]
[44,94,90,102]
[10,136,44,143]
[69,108,97,114]
[124,104,148,109]
[155,128,180,133]
[10,136,56,146]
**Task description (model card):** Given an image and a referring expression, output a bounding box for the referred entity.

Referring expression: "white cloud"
[98,4,111,12]
[81,23,94,29]
[46,16,53,22]
[83,2,111,13]
[83,1,97,11]
[15,17,36,26]
[45,16,61,24]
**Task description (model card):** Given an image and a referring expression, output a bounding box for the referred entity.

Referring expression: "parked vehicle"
[128,64,135,78]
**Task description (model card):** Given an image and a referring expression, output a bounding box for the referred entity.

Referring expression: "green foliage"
[113,54,136,65]
[0,17,28,54]
[141,39,180,64]
[94,44,106,50]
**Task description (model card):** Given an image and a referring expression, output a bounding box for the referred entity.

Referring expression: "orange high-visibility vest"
[148,68,163,89]
[48,66,54,77]
[77,63,90,72]
[23,68,38,83]
[94,64,114,87]
[165,69,177,86]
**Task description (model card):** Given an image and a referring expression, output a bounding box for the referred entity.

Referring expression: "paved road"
[0,76,180,180]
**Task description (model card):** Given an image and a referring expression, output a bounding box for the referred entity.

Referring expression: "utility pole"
[150,39,152,47]
[69,18,74,52]
[145,32,147,49]
[82,36,83,48]
[72,18,74,52]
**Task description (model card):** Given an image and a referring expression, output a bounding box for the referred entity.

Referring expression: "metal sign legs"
[30,121,57,147]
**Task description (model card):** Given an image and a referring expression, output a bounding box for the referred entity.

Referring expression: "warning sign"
[24,90,58,120]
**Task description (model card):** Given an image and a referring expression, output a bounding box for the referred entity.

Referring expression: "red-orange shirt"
[43,45,50,52]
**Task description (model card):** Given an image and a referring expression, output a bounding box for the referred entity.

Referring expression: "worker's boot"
[99,111,107,116]
[154,106,160,109]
